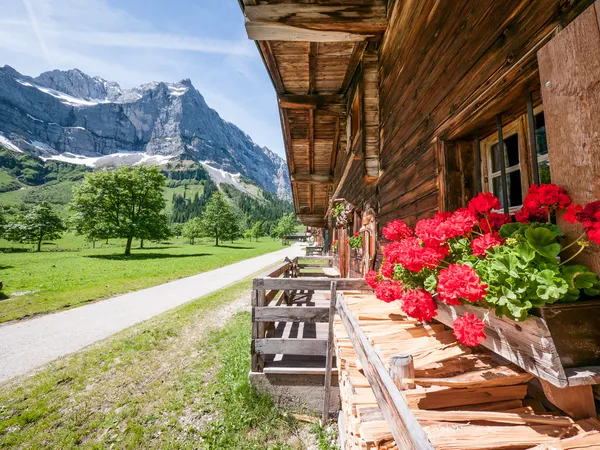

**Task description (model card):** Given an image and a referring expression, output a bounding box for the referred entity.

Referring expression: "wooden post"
[256,288,266,371]
[251,289,259,372]
[540,380,597,420]
[322,281,337,423]
[389,354,415,390]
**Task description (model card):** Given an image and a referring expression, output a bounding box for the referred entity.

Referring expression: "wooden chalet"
[239,1,600,448]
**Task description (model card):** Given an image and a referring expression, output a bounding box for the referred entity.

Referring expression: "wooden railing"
[333,291,435,450]
[250,266,435,448]
[250,267,366,372]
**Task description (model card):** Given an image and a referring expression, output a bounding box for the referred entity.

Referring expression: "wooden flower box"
[434,300,600,388]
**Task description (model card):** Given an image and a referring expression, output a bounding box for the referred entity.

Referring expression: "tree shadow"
[86,253,211,261]
[0,265,13,270]
[0,248,30,253]
[216,245,254,250]
[137,246,180,250]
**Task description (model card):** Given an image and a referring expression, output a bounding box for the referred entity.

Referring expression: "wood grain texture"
[336,293,435,450]
[255,338,328,356]
[254,306,330,323]
[537,2,600,273]
[434,301,569,387]
[245,4,387,41]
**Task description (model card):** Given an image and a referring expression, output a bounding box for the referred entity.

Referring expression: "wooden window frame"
[480,106,545,213]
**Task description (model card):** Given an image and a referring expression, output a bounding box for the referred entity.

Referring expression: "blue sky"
[0,0,285,156]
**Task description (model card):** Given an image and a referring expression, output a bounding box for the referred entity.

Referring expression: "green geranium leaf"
[525,227,561,259]
[499,222,526,238]
[514,243,536,262]
[423,274,437,294]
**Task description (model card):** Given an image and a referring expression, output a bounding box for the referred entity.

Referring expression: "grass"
[0,234,284,323]
[0,278,333,449]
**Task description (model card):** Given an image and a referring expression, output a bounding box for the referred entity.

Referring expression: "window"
[481,118,528,212]
[478,105,551,212]
[490,133,523,209]
[535,111,551,183]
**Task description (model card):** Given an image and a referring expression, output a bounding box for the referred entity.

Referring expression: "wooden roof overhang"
[238,1,388,228]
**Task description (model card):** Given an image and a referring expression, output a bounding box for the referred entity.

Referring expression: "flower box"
[434,300,600,388]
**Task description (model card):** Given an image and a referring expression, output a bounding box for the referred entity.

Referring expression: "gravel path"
[0,244,304,382]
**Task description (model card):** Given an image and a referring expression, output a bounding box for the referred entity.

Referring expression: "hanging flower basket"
[365,184,600,388]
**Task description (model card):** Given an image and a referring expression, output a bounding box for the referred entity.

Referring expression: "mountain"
[0,65,291,199]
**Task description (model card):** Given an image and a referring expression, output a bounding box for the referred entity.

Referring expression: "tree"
[182,217,203,244]
[271,213,297,239]
[138,211,171,248]
[200,192,234,246]
[223,213,243,243]
[250,221,265,242]
[70,165,167,256]
[4,202,65,251]
[171,222,183,238]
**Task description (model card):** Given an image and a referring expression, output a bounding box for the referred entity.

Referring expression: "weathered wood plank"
[323,281,337,422]
[254,306,330,323]
[566,366,600,386]
[256,277,368,291]
[336,293,434,450]
[538,2,600,274]
[434,301,569,388]
[255,338,328,356]
[245,4,387,42]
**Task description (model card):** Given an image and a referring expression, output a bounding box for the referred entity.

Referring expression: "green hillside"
[0,146,293,228]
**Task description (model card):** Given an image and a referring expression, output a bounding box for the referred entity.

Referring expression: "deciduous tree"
[4,202,65,251]
[70,166,167,256]
[200,192,234,246]
[182,217,203,244]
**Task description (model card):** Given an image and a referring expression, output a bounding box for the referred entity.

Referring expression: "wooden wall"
[373,0,594,228]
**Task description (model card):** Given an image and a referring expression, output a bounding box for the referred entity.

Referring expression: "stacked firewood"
[333,292,600,450]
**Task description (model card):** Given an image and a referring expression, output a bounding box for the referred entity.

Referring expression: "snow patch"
[27,113,44,123]
[16,79,107,107]
[199,161,252,195]
[0,134,23,153]
[41,152,176,168]
[168,85,188,97]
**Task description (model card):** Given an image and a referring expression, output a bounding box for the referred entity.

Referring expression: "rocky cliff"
[0,66,290,199]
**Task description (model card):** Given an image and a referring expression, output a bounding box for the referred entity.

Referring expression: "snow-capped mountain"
[0,65,291,199]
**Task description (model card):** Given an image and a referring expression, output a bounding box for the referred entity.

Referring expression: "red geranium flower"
[442,208,479,239]
[382,219,413,242]
[415,216,448,246]
[381,260,395,279]
[453,313,487,347]
[468,192,501,216]
[480,212,512,233]
[436,264,487,305]
[365,270,380,289]
[385,237,447,273]
[375,280,403,303]
[588,228,600,245]
[471,233,504,256]
[401,289,437,322]
[564,203,583,224]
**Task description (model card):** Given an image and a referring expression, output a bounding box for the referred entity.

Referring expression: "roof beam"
[308,42,318,95]
[257,41,285,93]
[308,108,315,174]
[297,214,327,227]
[279,94,345,111]
[340,42,367,94]
[291,173,334,184]
[245,4,387,42]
